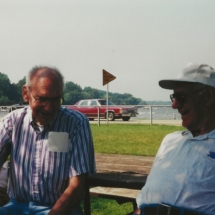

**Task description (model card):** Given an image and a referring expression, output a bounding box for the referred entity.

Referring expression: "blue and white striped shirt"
[0,106,96,204]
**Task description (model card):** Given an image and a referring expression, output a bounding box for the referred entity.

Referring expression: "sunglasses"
[30,91,63,105]
[170,87,204,103]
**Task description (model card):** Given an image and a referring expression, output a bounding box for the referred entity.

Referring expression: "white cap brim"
[159,63,215,90]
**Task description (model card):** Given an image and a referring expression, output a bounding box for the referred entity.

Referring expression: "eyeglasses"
[30,91,63,105]
[170,87,204,103]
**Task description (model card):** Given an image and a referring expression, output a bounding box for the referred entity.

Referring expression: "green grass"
[81,198,133,215]
[91,124,184,156]
[88,124,184,215]
[89,198,133,215]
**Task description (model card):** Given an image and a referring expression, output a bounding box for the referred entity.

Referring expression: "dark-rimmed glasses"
[30,91,63,105]
[170,87,205,103]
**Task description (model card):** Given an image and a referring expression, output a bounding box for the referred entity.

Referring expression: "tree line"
[0,72,146,105]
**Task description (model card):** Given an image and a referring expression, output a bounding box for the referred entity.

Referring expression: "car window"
[79,101,88,106]
[90,101,97,106]
[98,100,115,105]
[108,101,114,105]
[99,100,105,105]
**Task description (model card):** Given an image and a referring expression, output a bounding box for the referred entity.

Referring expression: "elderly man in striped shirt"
[0,66,96,215]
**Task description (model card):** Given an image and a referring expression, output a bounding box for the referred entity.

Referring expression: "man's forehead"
[29,78,63,95]
[30,69,62,87]
[32,69,59,81]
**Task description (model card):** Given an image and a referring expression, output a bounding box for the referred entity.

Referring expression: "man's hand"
[48,173,86,215]
[133,207,141,215]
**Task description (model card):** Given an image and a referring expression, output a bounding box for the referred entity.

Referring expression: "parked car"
[67,99,138,121]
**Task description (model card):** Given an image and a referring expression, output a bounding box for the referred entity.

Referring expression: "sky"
[1,0,215,101]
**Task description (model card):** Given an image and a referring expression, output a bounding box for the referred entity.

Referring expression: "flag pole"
[102,69,116,125]
[106,83,109,125]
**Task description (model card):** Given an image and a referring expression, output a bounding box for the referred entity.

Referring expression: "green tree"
[0,95,10,105]
[0,72,17,105]
[64,82,82,92]
[0,73,11,96]
[64,92,82,104]
[0,71,146,105]
[64,81,83,104]
[14,77,26,103]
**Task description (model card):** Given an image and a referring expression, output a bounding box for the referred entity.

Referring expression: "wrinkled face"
[22,70,63,125]
[171,83,206,132]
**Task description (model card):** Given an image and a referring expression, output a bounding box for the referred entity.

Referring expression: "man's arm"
[0,121,12,168]
[48,173,87,215]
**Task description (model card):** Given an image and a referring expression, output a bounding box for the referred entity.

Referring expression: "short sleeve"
[69,117,96,177]
[0,118,12,168]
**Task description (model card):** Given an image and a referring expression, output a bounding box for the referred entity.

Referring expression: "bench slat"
[90,186,140,199]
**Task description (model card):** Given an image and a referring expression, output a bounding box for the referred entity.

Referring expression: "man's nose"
[172,99,182,109]
[42,101,55,111]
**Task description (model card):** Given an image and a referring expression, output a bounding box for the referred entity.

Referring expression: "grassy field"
[91,124,184,156]
[87,124,184,214]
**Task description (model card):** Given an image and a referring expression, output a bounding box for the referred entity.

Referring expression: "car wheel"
[107,112,115,121]
[122,117,130,121]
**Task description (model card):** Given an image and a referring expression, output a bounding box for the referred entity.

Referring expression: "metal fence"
[0,106,11,112]
[0,105,177,126]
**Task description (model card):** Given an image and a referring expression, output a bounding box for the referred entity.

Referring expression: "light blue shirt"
[0,106,96,204]
[136,130,215,215]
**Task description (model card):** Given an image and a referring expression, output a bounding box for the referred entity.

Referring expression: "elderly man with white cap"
[133,63,215,215]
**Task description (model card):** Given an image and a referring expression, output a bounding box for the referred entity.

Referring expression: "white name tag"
[48,132,69,152]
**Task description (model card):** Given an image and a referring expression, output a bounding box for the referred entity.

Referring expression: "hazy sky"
[1,0,215,101]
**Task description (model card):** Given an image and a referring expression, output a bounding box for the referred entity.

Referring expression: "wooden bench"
[90,186,139,210]
[3,154,152,214]
[83,170,148,215]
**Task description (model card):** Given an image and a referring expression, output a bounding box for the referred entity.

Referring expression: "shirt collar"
[27,106,62,131]
[182,129,215,140]
[27,107,50,132]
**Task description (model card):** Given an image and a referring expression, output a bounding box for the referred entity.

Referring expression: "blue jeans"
[0,199,83,215]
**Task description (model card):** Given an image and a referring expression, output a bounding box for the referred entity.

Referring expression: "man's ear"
[22,86,29,102]
[206,89,215,106]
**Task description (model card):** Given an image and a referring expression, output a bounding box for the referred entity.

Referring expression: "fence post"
[97,106,100,126]
[150,106,152,125]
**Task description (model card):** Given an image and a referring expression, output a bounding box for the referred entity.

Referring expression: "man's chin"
[181,115,190,128]
[182,120,195,132]
[36,117,52,126]
[182,120,189,129]
[34,112,57,125]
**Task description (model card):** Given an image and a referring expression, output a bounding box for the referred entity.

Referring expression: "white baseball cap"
[159,63,215,89]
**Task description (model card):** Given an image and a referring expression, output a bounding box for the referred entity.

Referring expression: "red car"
[67,99,138,121]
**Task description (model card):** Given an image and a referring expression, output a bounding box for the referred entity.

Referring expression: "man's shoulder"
[163,130,189,140]
[1,107,29,131]
[2,106,29,122]
[59,107,88,122]
[54,108,90,132]
[156,130,189,156]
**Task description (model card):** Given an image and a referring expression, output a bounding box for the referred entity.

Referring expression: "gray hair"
[25,66,65,90]
[195,83,215,105]
[193,82,215,93]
